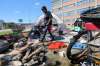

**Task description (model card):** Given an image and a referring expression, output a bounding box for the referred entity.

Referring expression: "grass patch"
[0,29,13,36]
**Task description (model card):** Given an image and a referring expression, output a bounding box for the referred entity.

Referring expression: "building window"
[80,0,93,3]
[64,12,70,16]
[77,8,89,14]
[64,19,70,22]
[75,0,95,6]
[97,5,100,7]
[53,0,61,2]
[63,0,70,2]
[64,10,76,16]
[75,2,81,6]
[63,4,74,10]
[63,6,69,9]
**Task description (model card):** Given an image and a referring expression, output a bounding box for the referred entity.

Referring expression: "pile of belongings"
[0,39,47,66]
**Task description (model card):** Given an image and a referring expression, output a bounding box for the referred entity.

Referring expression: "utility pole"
[95,0,97,8]
[61,0,64,23]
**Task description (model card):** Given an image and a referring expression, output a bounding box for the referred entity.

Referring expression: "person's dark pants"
[41,27,54,41]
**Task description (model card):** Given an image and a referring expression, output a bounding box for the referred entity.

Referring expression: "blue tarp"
[72,42,87,49]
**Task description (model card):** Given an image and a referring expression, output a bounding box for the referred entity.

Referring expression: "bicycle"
[67,30,100,66]
[67,7,100,66]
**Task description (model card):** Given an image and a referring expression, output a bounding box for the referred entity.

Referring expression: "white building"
[0,22,4,30]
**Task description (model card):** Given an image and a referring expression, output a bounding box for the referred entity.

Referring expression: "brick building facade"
[52,0,100,26]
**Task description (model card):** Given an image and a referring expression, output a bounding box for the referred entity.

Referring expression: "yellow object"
[94,53,100,64]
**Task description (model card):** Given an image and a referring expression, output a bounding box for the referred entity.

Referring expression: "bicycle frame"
[67,30,100,66]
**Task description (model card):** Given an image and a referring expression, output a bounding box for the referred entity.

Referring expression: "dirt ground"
[46,48,79,66]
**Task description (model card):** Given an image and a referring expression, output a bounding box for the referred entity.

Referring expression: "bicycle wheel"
[66,30,92,64]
